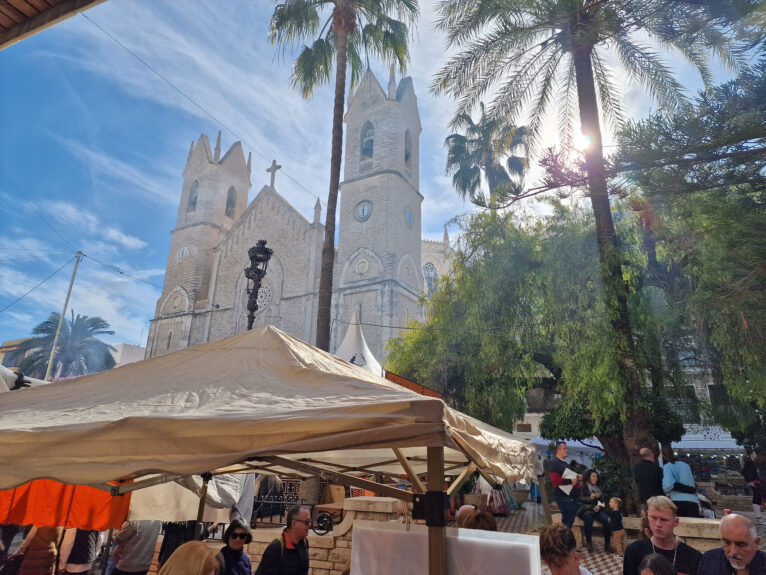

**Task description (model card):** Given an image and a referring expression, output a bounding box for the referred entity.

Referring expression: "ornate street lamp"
[245,239,273,330]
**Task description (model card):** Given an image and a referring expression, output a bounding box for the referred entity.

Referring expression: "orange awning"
[0,479,129,529]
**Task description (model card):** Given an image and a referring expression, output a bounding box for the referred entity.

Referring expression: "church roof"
[334,311,382,376]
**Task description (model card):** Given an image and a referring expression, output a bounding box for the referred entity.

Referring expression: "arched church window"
[187,181,199,212]
[423,262,438,296]
[225,186,236,217]
[166,330,173,350]
[361,121,374,160]
[404,130,412,170]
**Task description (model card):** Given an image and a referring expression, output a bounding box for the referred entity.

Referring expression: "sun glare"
[573,132,591,151]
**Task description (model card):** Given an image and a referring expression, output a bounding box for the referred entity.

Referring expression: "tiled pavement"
[497,502,766,574]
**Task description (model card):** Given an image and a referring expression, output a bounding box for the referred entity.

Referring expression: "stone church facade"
[145,70,452,360]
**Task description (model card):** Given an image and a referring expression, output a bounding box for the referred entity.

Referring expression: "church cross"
[266,159,282,188]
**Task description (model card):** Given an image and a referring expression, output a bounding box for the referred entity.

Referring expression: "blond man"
[623,496,701,575]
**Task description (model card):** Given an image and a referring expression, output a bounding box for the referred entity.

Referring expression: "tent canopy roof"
[0,326,535,490]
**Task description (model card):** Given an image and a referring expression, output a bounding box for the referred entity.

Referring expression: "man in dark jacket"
[548,442,582,530]
[633,447,664,509]
[255,506,310,575]
[742,450,764,525]
[698,514,765,575]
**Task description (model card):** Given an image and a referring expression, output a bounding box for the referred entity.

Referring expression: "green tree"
[444,102,526,208]
[386,207,684,456]
[615,63,766,420]
[432,0,743,461]
[15,311,116,379]
[269,0,418,351]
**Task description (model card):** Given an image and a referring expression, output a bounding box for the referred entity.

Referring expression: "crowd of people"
[1,445,764,575]
[0,510,315,575]
[545,441,766,575]
[540,496,765,575]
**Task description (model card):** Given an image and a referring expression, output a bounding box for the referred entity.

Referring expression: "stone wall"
[246,497,399,575]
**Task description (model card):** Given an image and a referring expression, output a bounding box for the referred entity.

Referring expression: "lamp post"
[245,239,273,330]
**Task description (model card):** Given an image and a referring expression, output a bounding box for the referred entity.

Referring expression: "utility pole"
[44,251,82,381]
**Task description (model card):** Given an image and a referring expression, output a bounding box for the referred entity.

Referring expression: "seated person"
[573,470,613,553]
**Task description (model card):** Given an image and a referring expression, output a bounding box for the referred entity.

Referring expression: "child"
[607,497,627,556]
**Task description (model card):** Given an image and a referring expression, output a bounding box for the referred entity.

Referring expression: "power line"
[80,13,323,208]
[82,254,165,291]
[0,256,76,314]
[0,168,78,252]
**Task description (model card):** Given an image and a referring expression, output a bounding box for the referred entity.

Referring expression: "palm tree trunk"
[572,42,657,467]
[316,9,353,352]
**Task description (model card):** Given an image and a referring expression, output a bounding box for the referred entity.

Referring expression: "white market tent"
[0,325,535,574]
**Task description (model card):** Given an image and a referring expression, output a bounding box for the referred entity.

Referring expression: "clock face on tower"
[355,200,372,222]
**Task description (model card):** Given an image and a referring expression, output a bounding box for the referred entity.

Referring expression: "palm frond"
[611,36,687,112]
[269,0,322,45]
[290,37,335,97]
[591,49,624,136]
[556,56,577,146]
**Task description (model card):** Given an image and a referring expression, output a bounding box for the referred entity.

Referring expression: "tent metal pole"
[194,473,212,539]
[427,446,447,575]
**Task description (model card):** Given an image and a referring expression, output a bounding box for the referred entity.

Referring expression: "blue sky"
[0,0,731,347]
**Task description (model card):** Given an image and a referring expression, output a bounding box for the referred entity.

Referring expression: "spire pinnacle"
[314,197,322,223]
[247,152,252,173]
[187,140,195,162]
[443,228,449,245]
[214,130,222,162]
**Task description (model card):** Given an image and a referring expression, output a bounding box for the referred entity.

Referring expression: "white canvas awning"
[0,326,535,491]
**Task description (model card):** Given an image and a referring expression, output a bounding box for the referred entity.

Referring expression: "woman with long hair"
[159,541,219,575]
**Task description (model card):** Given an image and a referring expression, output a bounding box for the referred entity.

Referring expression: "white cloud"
[37,200,148,251]
[52,138,179,206]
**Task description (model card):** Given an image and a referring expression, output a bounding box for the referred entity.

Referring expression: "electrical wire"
[0,168,78,252]
[80,13,323,208]
[0,256,76,314]
[82,254,165,291]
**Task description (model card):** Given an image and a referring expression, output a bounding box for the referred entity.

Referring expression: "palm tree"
[432,1,742,461]
[15,311,116,379]
[445,102,526,208]
[270,0,418,351]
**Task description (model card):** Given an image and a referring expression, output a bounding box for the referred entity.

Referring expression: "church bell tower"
[145,131,251,358]
[333,69,423,359]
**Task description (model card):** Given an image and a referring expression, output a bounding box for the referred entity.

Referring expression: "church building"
[145,70,451,360]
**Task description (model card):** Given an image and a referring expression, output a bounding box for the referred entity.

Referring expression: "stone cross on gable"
[266,159,282,188]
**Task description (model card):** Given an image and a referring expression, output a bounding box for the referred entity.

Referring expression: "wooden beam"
[476,465,501,489]
[105,472,187,496]
[446,462,477,496]
[427,446,447,575]
[261,456,412,503]
[0,0,108,50]
[392,448,426,494]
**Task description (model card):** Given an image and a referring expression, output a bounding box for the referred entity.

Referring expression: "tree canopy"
[15,311,116,379]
